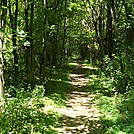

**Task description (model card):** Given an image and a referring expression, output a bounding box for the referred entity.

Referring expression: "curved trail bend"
[60,62,101,134]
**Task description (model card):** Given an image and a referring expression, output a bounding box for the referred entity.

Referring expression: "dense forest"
[0,0,134,133]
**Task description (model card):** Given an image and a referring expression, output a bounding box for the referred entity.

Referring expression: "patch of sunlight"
[82,64,98,70]
[89,75,98,78]
[68,63,78,66]
[31,132,42,134]
[49,126,62,132]
[69,74,84,77]
[42,105,57,112]
[117,131,127,134]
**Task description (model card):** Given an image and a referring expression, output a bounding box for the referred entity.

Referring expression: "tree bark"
[0,0,7,95]
[0,35,4,95]
[9,0,19,76]
[60,0,67,66]
[28,0,34,88]
[106,0,114,59]
[24,0,34,88]
[40,0,48,76]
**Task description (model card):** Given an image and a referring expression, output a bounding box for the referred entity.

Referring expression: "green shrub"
[103,55,134,94]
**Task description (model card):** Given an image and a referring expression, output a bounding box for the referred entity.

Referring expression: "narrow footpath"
[60,62,101,134]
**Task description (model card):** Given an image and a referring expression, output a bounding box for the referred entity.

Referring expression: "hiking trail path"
[59,61,101,134]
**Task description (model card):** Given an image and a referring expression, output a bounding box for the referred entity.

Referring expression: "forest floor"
[59,61,101,134]
[1,60,133,134]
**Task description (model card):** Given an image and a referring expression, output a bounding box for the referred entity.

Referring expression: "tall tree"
[24,0,34,88]
[106,0,114,59]
[0,0,7,95]
[9,0,19,77]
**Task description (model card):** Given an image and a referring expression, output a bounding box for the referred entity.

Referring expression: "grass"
[0,67,70,134]
[86,66,134,134]
[1,59,133,134]
[0,97,61,133]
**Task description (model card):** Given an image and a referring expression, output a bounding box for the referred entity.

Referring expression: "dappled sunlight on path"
[59,63,101,134]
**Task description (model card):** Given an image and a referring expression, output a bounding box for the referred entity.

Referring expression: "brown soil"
[60,63,101,134]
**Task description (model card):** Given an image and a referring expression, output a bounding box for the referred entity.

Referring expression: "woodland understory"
[0,0,134,133]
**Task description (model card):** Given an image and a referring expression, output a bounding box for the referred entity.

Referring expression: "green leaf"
[24,41,30,47]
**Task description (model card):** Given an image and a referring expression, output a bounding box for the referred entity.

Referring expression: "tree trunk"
[0,35,4,96]
[106,0,114,59]
[60,0,67,66]
[40,0,48,76]
[0,0,7,95]
[24,0,34,88]
[9,0,19,77]
[28,0,34,88]
[98,4,105,68]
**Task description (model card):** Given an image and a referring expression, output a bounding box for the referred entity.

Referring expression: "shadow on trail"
[60,61,102,134]
[61,115,100,134]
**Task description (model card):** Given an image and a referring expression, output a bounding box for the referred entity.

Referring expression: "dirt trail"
[60,63,100,134]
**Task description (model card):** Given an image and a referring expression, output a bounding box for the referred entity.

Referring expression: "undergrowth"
[87,69,134,134]
[0,68,70,134]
